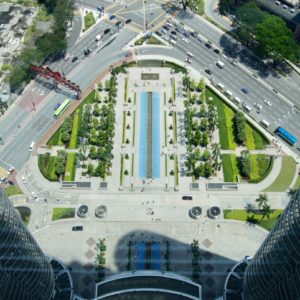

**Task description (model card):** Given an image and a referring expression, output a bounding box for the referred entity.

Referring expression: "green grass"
[174,155,179,186]
[222,154,239,182]
[52,208,75,221]
[224,209,284,231]
[164,92,166,105]
[124,78,128,102]
[263,156,296,192]
[164,111,167,146]
[223,105,236,150]
[173,112,177,144]
[64,153,76,181]
[132,111,136,147]
[146,36,163,45]
[253,129,268,149]
[69,109,80,149]
[122,112,126,144]
[134,92,137,105]
[15,206,31,226]
[120,155,124,186]
[38,154,59,181]
[172,78,176,102]
[192,0,204,15]
[165,155,168,177]
[84,11,96,31]
[249,155,259,180]
[292,175,300,192]
[131,154,134,176]
[47,127,62,146]
[4,186,23,197]
[36,6,52,22]
[245,124,256,150]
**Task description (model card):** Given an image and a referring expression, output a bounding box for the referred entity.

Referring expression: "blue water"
[135,242,145,270]
[151,242,161,270]
[138,92,147,178]
[152,92,160,178]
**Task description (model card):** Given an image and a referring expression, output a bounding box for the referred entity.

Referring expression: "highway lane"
[138,44,300,148]
[0,28,135,170]
[174,14,300,107]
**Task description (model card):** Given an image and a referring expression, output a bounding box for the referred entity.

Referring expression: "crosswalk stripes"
[0,167,9,180]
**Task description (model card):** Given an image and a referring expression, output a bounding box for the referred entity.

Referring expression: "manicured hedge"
[38,153,59,181]
[249,155,259,180]
[245,124,256,150]
[222,154,239,182]
[64,153,76,181]
[224,105,236,149]
[69,109,80,149]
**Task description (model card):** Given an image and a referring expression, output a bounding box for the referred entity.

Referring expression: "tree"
[193,164,204,179]
[260,203,271,222]
[201,132,209,147]
[204,162,213,178]
[256,194,268,211]
[87,164,94,175]
[89,146,97,159]
[255,15,300,64]
[202,149,211,161]
[240,150,251,177]
[233,112,246,144]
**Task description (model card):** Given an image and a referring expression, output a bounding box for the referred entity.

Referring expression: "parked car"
[182,37,189,44]
[264,99,272,107]
[183,31,190,38]
[182,196,193,200]
[64,53,70,61]
[31,191,38,199]
[125,19,132,24]
[190,31,198,38]
[155,30,162,36]
[72,56,78,63]
[205,68,212,74]
[171,30,177,35]
[21,176,27,184]
[72,226,83,231]
[185,57,192,64]
[213,48,220,54]
[254,102,263,112]
[186,51,194,57]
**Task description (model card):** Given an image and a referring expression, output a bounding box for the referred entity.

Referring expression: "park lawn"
[263,156,296,192]
[120,155,124,186]
[64,153,76,181]
[172,78,176,102]
[249,155,259,180]
[84,11,95,31]
[122,112,126,144]
[174,155,179,186]
[52,208,75,221]
[253,129,268,149]
[224,209,283,231]
[4,186,23,197]
[222,154,239,182]
[257,154,272,177]
[132,111,136,146]
[173,112,177,144]
[48,127,63,146]
[147,36,163,45]
[193,0,204,15]
[69,109,80,149]
[223,105,236,150]
[48,156,58,181]
[131,154,134,176]
[38,154,59,181]
[245,124,256,150]
[164,111,167,146]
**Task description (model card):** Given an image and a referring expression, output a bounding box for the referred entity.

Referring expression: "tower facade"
[242,189,300,300]
[0,190,55,300]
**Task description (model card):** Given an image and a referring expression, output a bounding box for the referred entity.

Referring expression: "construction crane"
[31,65,82,99]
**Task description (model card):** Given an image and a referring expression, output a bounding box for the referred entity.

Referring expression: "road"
[0,1,300,171]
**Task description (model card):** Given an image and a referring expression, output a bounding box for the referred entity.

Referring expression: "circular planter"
[95,205,107,218]
[189,206,202,219]
[77,205,88,218]
[208,206,221,219]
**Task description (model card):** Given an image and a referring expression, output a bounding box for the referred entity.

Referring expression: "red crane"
[31,65,82,98]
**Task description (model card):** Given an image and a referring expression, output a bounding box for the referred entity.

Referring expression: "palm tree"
[260,203,272,223]
[256,194,268,211]
[246,214,258,226]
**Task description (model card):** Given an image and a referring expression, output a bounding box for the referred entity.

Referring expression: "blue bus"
[275,127,297,146]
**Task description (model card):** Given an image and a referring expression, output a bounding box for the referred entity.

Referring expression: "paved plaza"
[34,204,268,299]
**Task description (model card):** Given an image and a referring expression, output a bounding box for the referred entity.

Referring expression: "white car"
[21,176,27,184]
[264,99,272,107]
[182,37,189,44]
[64,53,71,61]
[254,102,263,111]
[31,191,38,199]
[185,57,192,64]
[164,35,170,41]
[186,51,194,57]
[96,40,103,47]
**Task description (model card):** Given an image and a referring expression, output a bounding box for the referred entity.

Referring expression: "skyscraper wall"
[242,189,300,300]
[0,190,55,300]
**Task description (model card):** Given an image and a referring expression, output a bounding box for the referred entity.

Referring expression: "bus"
[275,127,297,146]
[54,99,71,118]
